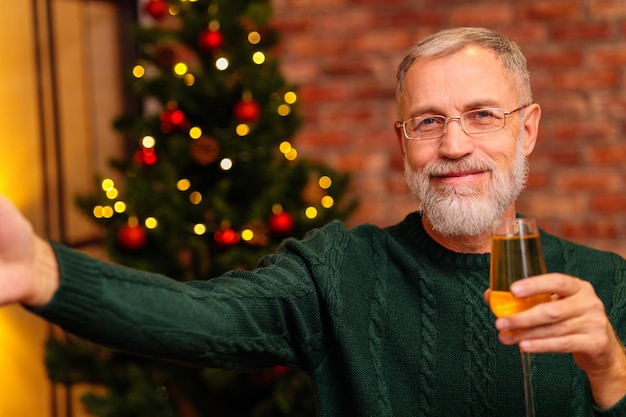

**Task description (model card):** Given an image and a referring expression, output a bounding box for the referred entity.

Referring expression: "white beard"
[404,136,528,237]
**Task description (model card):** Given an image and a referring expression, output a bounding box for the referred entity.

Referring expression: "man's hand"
[484,273,626,409]
[0,195,59,307]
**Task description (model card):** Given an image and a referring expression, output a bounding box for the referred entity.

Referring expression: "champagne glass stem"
[520,349,536,417]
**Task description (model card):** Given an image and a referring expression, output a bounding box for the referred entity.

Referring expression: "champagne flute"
[489,218,551,417]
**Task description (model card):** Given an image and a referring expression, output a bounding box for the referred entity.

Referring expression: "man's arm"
[490,274,626,409]
[0,196,59,308]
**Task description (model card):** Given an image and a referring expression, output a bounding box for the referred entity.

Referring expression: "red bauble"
[268,212,295,236]
[134,148,158,166]
[160,108,187,132]
[144,0,168,20]
[198,29,224,52]
[214,228,240,247]
[118,224,147,251]
[234,99,261,123]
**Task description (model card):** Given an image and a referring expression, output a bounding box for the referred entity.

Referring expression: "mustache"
[423,157,495,177]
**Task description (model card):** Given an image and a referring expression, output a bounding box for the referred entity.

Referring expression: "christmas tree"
[45,0,356,415]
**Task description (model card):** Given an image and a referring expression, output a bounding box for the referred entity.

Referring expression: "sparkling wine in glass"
[489,218,551,417]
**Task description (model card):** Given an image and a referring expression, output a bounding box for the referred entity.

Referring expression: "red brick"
[551,120,616,142]
[589,143,626,165]
[554,170,623,191]
[553,69,618,90]
[449,5,514,26]
[516,2,582,21]
[591,195,626,213]
[560,220,618,240]
[589,0,626,19]
[550,22,614,41]
[525,49,583,68]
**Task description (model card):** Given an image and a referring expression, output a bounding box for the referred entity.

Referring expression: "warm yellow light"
[101,178,115,191]
[220,158,233,170]
[248,31,261,44]
[321,196,334,208]
[105,188,118,200]
[277,104,291,116]
[174,62,188,76]
[272,204,283,214]
[284,148,298,161]
[193,224,207,235]
[279,141,292,154]
[236,124,250,136]
[184,73,195,86]
[114,201,126,213]
[177,178,191,191]
[145,217,158,229]
[102,206,114,218]
[252,52,266,65]
[216,57,229,70]
[189,127,202,139]
[132,65,145,78]
[189,191,202,204]
[319,175,332,189]
[241,229,254,241]
[128,216,139,227]
[93,205,104,218]
[284,91,297,104]
[142,135,156,148]
[305,207,318,219]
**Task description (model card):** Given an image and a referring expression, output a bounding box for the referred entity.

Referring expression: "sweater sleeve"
[32,236,331,372]
[593,395,626,417]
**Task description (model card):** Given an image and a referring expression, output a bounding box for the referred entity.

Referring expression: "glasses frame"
[395,104,531,141]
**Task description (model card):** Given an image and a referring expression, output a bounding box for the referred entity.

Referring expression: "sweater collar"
[396,211,491,270]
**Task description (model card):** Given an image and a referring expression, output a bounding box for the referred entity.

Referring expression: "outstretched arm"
[0,195,59,308]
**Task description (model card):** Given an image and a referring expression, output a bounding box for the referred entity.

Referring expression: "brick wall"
[272,0,626,256]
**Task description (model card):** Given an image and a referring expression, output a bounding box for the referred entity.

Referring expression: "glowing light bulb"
[216,57,229,70]
[248,31,261,44]
[132,65,145,78]
[305,207,318,219]
[319,176,332,189]
[142,136,156,148]
[145,217,158,229]
[284,91,297,104]
[174,62,188,76]
[252,52,266,64]
[277,104,291,116]
[189,127,202,139]
[220,158,233,170]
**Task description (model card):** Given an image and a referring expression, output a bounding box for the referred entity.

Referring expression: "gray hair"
[396,27,532,107]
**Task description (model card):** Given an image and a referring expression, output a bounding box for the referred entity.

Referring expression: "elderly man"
[1,27,625,416]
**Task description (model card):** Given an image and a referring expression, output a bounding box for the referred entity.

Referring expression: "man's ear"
[394,122,405,157]
[522,103,541,156]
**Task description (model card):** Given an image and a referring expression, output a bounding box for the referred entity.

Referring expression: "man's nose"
[439,118,475,159]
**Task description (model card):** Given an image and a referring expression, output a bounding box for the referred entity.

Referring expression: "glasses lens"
[404,116,446,140]
[462,108,505,134]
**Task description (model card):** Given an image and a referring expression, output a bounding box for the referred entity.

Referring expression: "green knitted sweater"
[37,212,626,416]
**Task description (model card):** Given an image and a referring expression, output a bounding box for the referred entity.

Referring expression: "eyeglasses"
[395,104,530,141]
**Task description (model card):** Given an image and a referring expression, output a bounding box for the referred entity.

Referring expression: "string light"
[145,217,158,229]
[189,191,202,204]
[177,178,191,191]
[305,207,318,219]
[174,62,188,76]
[216,57,229,70]
[241,229,254,241]
[114,201,127,213]
[319,176,332,189]
[220,158,233,170]
[252,52,266,65]
[189,127,202,139]
[321,196,334,208]
[193,224,207,235]
[236,124,250,136]
[184,73,195,86]
[248,31,261,44]
[278,141,298,161]
[277,104,290,116]
[102,179,115,191]
[132,65,145,78]
[142,135,156,148]
[284,91,297,104]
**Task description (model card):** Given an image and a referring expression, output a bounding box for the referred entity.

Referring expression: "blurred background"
[1,0,625,415]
